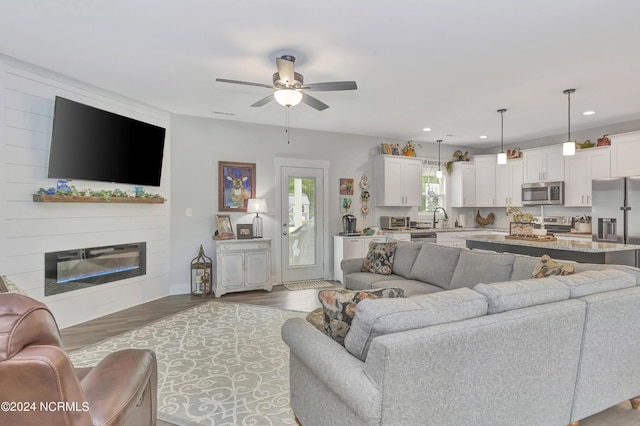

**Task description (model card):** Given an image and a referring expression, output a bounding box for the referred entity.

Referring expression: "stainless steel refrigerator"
[592,177,640,251]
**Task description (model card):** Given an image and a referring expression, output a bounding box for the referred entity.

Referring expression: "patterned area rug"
[69,302,306,426]
[282,280,334,291]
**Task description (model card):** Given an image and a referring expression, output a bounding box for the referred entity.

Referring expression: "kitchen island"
[465,234,640,266]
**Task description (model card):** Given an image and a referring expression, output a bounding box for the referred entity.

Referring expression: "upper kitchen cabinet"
[474,155,497,207]
[610,131,640,177]
[523,145,565,183]
[496,158,524,207]
[449,162,476,208]
[374,155,423,206]
[564,147,610,207]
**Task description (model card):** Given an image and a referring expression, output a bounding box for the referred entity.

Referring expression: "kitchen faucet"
[433,207,448,228]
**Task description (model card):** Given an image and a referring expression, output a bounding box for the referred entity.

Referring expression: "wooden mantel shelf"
[32,194,165,204]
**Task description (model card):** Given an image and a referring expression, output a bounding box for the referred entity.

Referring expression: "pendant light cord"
[498,108,507,153]
[437,139,441,170]
[567,90,571,141]
[285,106,290,144]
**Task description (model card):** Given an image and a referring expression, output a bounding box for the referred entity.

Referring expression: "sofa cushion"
[362,242,397,275]
[318,288,405,345]
[473,277,570,314]
[344,288,488,360]
[391,242,422,278]
[449,250,515,290]
[0,275,28,295]
[345,272,402,291]
[553,269,636,298]
[409,244,461,290]
[511,255,541,281]
[532,255,576,278]
[378,279,443,297]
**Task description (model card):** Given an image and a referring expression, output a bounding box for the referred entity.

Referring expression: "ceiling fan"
[216,55,357,111]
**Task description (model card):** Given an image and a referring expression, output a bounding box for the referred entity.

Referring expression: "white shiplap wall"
[1,55,171,328]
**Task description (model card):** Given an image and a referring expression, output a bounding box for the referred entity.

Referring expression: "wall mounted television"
[47,96,166,187]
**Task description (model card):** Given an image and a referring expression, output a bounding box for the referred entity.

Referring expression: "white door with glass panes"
[280,166,325,282]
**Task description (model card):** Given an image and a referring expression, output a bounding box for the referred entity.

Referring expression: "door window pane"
[288,177,316,266]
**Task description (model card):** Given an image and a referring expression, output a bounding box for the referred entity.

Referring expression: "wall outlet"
[186,208,192,217]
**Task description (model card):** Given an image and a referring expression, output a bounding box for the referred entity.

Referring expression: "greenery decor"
[36,186,165,201]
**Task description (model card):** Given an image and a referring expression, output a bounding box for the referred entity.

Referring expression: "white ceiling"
[1,0,639,148]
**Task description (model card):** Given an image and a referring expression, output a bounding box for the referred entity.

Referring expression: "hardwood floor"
[60,284,333,351]
[60,282,640,426]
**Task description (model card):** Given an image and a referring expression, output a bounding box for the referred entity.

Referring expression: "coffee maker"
[341,214,358,236]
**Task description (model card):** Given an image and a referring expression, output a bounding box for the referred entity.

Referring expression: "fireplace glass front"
[45,242,146,296]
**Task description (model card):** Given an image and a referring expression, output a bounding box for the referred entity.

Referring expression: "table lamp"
[247,198,268,238]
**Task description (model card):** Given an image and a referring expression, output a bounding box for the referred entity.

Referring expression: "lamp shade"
[563,141,576,156]
[497,152,508,165]
[274,89,303,107]
[247,198,268,214]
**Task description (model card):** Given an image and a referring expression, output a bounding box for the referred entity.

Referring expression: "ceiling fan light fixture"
[274,89,302,107]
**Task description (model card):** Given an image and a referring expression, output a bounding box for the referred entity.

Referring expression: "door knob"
[283,231,288,236]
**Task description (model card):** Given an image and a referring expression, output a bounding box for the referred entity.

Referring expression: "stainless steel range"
[409,229,437,243]
[534,216,573,233]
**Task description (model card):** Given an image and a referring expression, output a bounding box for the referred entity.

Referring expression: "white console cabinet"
[333,235,387,282]
[213,239,272,297]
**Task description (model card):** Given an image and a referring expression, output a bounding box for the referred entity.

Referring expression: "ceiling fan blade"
[303,81,358,91]
[302,93,329,111]
[216,78,273,89]
[251,95,274,107]
[276,57,295,86]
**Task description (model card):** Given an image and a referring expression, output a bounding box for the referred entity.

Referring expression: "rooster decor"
[476,210,496,227]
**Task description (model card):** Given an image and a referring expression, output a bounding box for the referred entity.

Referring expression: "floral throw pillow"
[361,242,397,275]
[531,255,576,278]
[317,288,404,345]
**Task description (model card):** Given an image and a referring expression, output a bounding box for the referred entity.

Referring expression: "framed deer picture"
[218,161,256,212]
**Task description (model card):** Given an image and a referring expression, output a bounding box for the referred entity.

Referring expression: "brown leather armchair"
[0,293,157,426]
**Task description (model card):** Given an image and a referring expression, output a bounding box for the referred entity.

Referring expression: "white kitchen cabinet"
[333,235,387,282]
[496,159,524,207]
[523,145,565,183]
[474,155,497,207]
[610,131,640,177]
[374,155,423,206]
[449,162,476,207]
[436,230,484,247]
[564,147,611,207]
[213,239,272,297]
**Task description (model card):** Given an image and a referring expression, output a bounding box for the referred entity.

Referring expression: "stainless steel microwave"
[522,182,564,206]
[380,216,410,230]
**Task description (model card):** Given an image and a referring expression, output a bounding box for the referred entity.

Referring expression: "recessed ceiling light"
[583,110,595,116]
[479,135,488,139]
[422,127,431,132]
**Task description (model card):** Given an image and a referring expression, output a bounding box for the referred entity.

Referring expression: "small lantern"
[190,244,212,297]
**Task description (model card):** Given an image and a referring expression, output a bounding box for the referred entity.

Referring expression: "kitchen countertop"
[464,234,640,253]
[383,227,500,234]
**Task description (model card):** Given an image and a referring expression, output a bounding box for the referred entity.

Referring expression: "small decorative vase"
[404,149,416,157]
[56,180,71,193]
[134,187,144,197]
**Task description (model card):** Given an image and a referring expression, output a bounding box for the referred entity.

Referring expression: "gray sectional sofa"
[281,242,640,426]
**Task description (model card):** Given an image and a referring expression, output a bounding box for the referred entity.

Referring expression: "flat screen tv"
[48,96,166,187]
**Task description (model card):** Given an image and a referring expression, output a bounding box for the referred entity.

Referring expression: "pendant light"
[497,109,507,165]
[436,139,443,178]
[563,89,576,156]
